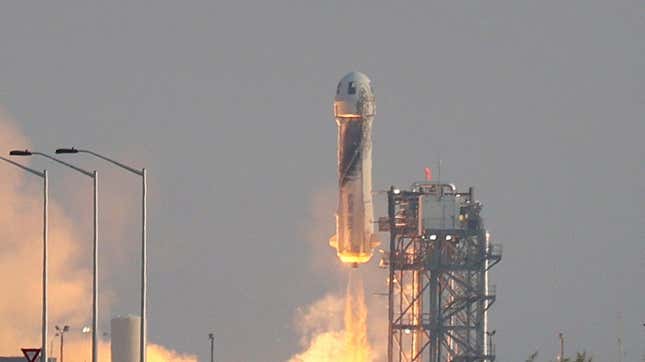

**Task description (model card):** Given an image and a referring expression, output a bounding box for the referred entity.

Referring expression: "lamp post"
[642,323,645,362]
[208,333,215,362]
[56,147,147,362]
[55,325,70,362]
[49,334,56,360]
[11,150,99,362]
[0,156,47,362]
[559,332,564,362]
[82,326,91,362]
[486,330,496,357]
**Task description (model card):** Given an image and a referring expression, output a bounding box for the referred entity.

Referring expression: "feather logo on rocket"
[329,72,380,267]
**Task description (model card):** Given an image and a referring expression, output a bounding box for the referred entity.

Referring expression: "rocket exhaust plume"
[342,271,371,362]
[0,108,196,361]
[289,271,373,362]
[289,72,386,360]
[329,72,379,267]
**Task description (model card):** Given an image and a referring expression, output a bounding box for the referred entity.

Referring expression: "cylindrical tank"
[111,315,140,362]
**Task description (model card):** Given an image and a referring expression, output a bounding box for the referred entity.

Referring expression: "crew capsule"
[333,71,375,119]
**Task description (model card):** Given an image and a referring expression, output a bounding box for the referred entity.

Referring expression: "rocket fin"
[329,235,338,248]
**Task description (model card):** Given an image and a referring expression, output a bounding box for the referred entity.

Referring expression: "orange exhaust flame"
[37,339,196,362]
[342,272,371,362]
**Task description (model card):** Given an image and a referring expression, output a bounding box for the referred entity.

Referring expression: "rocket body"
[330,72,378,265]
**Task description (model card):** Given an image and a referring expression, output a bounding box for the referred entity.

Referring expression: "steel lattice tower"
[379,182,501,362]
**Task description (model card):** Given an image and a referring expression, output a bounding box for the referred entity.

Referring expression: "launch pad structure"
[379,182,502,362]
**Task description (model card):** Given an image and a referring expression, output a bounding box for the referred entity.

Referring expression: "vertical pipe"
[42,170,48,362]
[92,171,99,362]
[141,168,147,362]
[428,237,439,362]
[387,189,395,362]
[412,194,423,359]
[411,269,421,358]
[483,232,490,358]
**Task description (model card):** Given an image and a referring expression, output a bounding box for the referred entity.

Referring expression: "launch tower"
[379,182,501,362]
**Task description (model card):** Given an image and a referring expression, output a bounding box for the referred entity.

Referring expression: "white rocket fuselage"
[330,72,378,266]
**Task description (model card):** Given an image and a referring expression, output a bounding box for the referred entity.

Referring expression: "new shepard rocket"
[329,71,379,267]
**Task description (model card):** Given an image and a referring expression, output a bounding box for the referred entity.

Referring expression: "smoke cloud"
[0,108,196,361]
[287,189,388,362]
[288,272,372,362]
[0,107,91,354]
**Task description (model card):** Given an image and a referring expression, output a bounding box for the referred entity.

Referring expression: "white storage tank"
[111,315,140,362]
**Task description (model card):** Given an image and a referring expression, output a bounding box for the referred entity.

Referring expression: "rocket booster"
[329,72,379,266]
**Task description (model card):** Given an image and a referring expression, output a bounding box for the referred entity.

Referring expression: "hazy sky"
[1,1,643,361]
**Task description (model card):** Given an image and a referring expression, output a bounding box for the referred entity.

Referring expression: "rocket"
[329,72,379,267]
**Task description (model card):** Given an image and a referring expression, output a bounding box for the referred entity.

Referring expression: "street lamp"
[82,326,91,362]
[0,156,48,362]
[11,150,99,362]
[208,333,215,362]
[55,325,70,362]
[486,330,496,356]
[49,334,56,360]
[56,147,147,362]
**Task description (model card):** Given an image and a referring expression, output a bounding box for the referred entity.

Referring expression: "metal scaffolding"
[379,183,501,362]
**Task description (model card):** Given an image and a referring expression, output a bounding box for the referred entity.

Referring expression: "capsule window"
[348,81,356,95]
